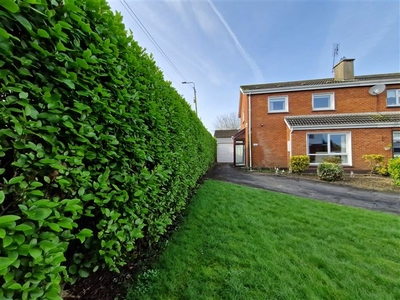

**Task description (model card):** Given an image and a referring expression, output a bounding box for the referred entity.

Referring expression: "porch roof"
[284,112,400,130]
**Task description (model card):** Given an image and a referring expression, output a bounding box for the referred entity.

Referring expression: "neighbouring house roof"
[241,73,400,94]
[214,129,240,138]
[285,112,400,130]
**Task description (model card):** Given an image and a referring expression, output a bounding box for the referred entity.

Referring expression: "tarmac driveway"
[205,164,400,215]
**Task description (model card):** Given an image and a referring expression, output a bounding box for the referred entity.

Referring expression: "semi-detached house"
[234,58,400,170]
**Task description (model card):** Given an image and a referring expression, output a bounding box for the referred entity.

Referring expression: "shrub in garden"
[0,0,216,299]
[388,157,400,185]
[290,155,310,174]
[362,154,385,175]
[317,162,344,182]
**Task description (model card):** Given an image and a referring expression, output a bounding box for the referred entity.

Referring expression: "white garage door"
[217,143,233,163]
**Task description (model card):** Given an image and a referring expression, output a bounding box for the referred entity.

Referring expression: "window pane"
[330,134,346,153]
[387,90,399,106]
[271,100,284,111]
[308,134,328,154]
[309,154,347,164]
[394,131,400,157]
[313,95,330,109]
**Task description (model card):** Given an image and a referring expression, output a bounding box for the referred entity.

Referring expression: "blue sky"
[107,0,399,133]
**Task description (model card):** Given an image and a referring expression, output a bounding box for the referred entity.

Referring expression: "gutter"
[284,118,293,159]
[248,93,252,169]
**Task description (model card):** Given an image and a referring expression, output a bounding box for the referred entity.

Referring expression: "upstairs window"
[312,93,335,111]
[268,96,288,113]
[387,89,400,107]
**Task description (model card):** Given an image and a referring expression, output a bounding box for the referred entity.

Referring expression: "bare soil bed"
[281,172,400,193]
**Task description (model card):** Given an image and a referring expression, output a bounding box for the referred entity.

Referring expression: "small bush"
[290,155,310,174]
[377,164,389,176]
[317,162,344,182]
[388,157,400,186]
[323,156,342,164]
[362,154,385,175]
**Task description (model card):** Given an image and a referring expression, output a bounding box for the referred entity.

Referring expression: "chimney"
[333,58,355,80]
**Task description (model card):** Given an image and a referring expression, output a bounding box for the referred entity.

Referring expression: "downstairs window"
[393,131,400,158]
[307,133,351,165]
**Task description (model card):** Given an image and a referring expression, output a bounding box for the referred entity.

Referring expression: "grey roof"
[285,112,400,128]
[214,129,239,138]
[241,73,400,91]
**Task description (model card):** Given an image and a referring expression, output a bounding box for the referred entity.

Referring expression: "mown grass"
[126,180,400,300]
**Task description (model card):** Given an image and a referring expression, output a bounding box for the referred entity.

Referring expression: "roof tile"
[285,112,400,127]
[241,73,400,91]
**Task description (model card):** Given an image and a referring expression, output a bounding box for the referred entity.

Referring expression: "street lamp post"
[182,81,197,116]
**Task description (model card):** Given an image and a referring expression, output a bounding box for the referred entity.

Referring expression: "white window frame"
[393,131,400,158]
[268,96,288,113]
[312,92,335,111]
[386,89,400,107]
[307,132,352,166]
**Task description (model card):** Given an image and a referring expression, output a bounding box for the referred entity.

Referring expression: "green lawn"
[126,180,400,300]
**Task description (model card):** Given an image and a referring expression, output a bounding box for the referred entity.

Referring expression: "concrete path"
[205,164,400,215]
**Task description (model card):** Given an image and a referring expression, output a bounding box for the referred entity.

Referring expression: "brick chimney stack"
[333,58,355,81]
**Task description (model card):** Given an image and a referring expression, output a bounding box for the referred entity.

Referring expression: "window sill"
[268,111,289,114]
[311,108,335,112]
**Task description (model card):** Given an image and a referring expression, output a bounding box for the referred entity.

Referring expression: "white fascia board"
[290,122,400,131]
[242,78,400,95]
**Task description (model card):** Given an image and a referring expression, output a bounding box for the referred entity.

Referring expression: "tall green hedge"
[0,0,216,298]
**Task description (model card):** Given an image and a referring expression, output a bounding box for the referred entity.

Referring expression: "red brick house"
[235,58,400,170]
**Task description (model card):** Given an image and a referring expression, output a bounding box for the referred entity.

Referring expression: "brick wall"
[244,83,400,169]
[291,128,395,170]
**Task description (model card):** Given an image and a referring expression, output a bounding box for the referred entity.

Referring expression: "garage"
[214,130,238,163]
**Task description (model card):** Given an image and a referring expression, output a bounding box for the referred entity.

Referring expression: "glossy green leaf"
[29,247,42,259]
[18,67,32,76]
[56,41,66,51]
[14,14,32,31]
[37,28,50,38]
[25,105,39,119]
[14,224,34,233]
[0,28,10,39]
[8,176,24,185]
[0,191,4,204]
[76,58,89,69]
[48,223,62,232]
[25,208,52,221]
[39,240,57,252]
[60,79,75,89]
[0,0,20,13]
[0,215,20,225]
[3,236,13,247]
[14,122,23,135]
[58,218,73,229]
[19,91,28,99]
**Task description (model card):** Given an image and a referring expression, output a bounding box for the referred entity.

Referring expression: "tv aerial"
[332,43,339,72]
[368,84,386,96]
